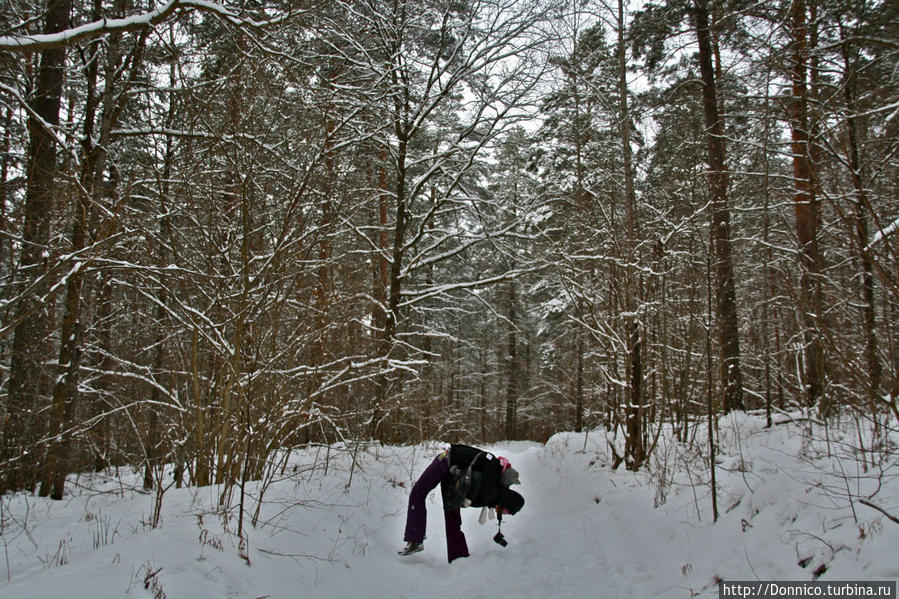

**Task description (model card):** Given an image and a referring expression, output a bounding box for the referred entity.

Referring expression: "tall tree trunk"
[618,0,644,468]
[762,66,774,428]
[374,1,412,441]
[39,157,89,499]
[505,281,518,440]
[192,328,210,485]
[575,310,585,433]
[375,124,407,440]
[145,163,173,492]
[40,9,111,499]
[314,67,338,383]
[368,152,391,439]
[842,40,881,422]
[479,348,487,441]
[571,24,587,440]
[788,0,826,415]
[372,148,390,336]
[625,320,643,468]
[694,0,745,413]
[705,220,718,520]
[0,107,12,271]
[92,274,114,471]
[2,0,72,495]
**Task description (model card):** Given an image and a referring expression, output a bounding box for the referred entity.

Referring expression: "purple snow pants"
[403,452,470,562]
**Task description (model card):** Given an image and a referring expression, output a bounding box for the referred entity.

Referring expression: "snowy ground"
[1,413,896,598]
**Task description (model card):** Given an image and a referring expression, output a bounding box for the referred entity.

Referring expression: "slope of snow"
[1,414,896,598]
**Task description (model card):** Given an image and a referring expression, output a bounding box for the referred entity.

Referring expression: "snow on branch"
[0,0,295,52]
[868,217,899,250]
[0,0,181,51]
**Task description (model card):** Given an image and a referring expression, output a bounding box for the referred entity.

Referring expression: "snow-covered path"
[2,417,896,598]
[296,439,664,599]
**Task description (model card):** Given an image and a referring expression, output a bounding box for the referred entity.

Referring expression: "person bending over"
[399,444,524,562]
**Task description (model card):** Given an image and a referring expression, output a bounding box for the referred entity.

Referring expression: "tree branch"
[0,0,296,52]
[859,499,899,525]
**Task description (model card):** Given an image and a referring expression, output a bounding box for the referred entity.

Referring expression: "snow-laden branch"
[0,82,75,156]
[397,267,537,309]
[0,0,181,51]
[868,217,899,249]
[0,0,295,52]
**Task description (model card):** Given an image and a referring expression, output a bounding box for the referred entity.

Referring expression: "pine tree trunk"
[625,321,643,469]
[694,0,744,413]
[575,316,584,433]
[93,275,114,471]
[618,0,644,469]
[2,0,72,495]
[842,45,881,420]
[40,18,112,499]
[788,0,827,415]
[369,156,391,439]
[0,107,12,271]
[375,114,408,440]
[762,69,774,428]
[372,149,390,335]
[192,328,210,486]
[39,191,87,499]
[505,282,518,440]
[314,78,337,379]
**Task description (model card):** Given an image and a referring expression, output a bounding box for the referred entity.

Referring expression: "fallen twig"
[858,499,899,525]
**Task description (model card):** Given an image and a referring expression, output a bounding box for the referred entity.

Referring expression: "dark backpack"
[442,452,483,510]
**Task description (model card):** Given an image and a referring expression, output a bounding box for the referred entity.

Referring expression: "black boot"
[398,541,424,556]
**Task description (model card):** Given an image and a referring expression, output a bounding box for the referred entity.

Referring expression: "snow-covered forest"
[0,0,896,594]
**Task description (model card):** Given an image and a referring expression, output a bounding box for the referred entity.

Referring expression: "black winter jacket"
[444,444,505,509]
